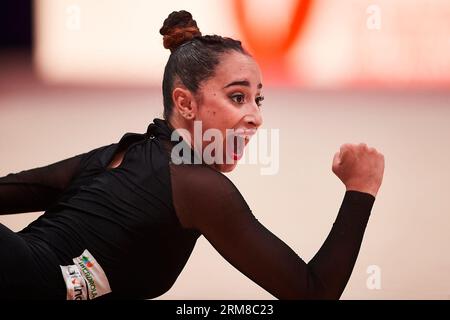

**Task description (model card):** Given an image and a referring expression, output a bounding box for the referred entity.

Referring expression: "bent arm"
[171,165,375,299]
[305,191,374,299]
[0,153,87,215]
[199,190,373,300]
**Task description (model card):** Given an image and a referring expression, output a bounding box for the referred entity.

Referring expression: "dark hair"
[159,10,249,120]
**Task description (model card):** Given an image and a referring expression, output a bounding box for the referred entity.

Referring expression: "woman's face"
[194,50,264,172]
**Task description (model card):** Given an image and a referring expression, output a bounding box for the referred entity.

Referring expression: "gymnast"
[0,10,384,299]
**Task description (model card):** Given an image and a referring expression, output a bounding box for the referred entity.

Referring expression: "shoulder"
[169,163,242,199]
[76,143,116,171]
[169,163,250,229]
[77,132,146,171]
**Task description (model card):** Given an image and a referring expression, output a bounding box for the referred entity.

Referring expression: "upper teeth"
[234,128,256,138]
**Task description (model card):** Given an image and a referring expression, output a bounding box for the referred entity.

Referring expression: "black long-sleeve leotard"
[0,118,375,299]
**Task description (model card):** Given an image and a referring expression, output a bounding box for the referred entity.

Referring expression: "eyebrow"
[223,80,263,89]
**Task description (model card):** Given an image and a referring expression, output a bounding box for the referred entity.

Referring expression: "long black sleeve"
[0,153,89,215]
[170,163,375,299]
[304,190,374,299]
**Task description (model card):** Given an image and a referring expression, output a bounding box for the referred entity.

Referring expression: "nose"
[244,103,263,129]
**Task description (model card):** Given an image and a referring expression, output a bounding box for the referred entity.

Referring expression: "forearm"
[304,190,375,299]
[0,153,87,215]
[0,174,60,214]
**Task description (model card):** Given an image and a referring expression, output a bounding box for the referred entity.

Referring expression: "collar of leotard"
[146,117,203,164]
[146,118,176,141]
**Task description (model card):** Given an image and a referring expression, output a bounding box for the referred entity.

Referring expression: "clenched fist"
[332,143,385,198]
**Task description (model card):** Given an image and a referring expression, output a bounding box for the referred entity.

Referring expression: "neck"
[167,115,218,171]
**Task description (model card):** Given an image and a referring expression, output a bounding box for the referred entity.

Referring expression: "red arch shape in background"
[232,0,314,62]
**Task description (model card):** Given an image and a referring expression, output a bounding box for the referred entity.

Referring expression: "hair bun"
[159,10,202,53]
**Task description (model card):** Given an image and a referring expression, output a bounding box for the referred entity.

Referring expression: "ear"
[172,87,198,120]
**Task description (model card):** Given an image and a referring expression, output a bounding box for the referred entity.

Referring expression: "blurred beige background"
[1,52,449,299]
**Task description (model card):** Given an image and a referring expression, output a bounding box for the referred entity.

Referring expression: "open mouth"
[231,134,250,161]
[231,134,248,161]
[227,128,256,162]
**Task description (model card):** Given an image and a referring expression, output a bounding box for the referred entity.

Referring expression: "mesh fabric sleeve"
[170,163,375,300]
[0,148,99,215]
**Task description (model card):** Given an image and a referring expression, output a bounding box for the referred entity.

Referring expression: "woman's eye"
[256,96,265,107]
[230,94,245,104]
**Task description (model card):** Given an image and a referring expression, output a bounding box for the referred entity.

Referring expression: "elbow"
[303,266,343,300]
[271,266,344,300]
[274,272,342,300]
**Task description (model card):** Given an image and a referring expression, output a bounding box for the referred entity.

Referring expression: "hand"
[332,143,385,198]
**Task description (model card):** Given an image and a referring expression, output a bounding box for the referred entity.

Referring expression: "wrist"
[345,185,378,198]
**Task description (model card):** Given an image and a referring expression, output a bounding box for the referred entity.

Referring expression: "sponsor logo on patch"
[60,249,112,300]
